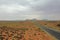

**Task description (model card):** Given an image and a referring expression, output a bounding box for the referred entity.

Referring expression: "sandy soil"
[0,21,57,40]
[37,20,60,31]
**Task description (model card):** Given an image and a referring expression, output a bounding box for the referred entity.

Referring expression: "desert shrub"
[29,38,33,40]
[57,24,60,27]
[2,26,7,28]
[45,24,47,25]
[0,35,3,40]
[34,33,36,36]
[19,28,28,31]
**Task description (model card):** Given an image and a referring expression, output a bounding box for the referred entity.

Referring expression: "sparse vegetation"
[38,21,60,31]
[0,21,56,40]
[57,24,60,27]
[34,33,36,36]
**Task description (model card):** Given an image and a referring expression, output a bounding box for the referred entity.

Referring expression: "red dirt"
[0,21,56,40]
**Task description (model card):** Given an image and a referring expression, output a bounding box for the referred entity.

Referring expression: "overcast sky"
[0,0,60,20]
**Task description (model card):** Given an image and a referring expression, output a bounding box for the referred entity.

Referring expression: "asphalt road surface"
[32,21,60,40]
[40,26,60,40]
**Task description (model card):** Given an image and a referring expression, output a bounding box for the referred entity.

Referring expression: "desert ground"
[0,20,58,40]
[37,20,60,31]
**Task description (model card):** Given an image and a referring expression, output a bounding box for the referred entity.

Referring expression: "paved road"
[40,26,60,40]
[32,21,60,40]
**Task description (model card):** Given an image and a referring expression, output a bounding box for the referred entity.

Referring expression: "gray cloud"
[0,0,60,20]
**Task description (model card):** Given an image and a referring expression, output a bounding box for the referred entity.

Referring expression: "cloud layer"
[0,0,60,20]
